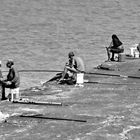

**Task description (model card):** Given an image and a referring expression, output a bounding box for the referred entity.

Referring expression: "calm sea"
[0,0,139,89]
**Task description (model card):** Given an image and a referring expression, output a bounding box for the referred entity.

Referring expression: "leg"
[110,48,123,61]
[61,67,68,80]
[57,67,69,84]
[1,82,13,100]
[111,52,115,61]
[110,48,117,61]
[61,66,77,80]
[1,84,6,100]
[47,73,62,83]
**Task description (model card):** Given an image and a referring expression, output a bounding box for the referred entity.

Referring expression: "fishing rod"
[0,69,125,77]
[2,69,140,79]
[1,70,62,73]
[85,81,137,85]
[18,70,63,73]
[85,72,140,79]
[20,114,87,123]
[12,100,67,106]
[20,70,140,79]
[85,72,123,77]
[1,69,119,76]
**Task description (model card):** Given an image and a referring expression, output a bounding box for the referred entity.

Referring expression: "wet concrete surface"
[1,58,140,140]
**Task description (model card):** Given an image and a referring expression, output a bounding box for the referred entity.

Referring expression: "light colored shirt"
[74,56,85,72]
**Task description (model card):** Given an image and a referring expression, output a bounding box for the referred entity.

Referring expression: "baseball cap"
[68,51,74,57]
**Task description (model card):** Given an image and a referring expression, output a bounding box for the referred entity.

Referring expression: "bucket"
[76,73,84,87]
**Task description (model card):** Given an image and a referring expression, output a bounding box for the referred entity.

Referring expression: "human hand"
[6,81,12,85]
[0,78,3,81]
[65,62,69,66]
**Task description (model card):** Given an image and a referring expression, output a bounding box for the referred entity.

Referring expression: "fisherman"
[0,59,20,100]
[106,34,124,61]
[58,51,85,84]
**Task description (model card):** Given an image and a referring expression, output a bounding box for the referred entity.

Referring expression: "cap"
[68,51,74,57]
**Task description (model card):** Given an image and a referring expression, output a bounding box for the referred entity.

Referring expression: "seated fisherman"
[58,51,85,84]
[0,59,20,100]
[106,34,124,61]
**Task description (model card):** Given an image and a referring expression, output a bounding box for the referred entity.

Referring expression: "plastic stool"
[75,73,84,87]
[10,87,20,102]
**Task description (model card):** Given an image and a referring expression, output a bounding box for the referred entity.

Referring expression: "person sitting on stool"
[58,51,85,84]
[106,34,124,61]
[0,59,20,100]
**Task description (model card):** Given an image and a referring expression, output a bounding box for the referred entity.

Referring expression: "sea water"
[0,0,139,89]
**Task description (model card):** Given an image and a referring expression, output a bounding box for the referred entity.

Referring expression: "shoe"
[110,58,115,61]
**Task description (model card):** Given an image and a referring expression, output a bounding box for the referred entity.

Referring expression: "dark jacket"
[7,66,20,87]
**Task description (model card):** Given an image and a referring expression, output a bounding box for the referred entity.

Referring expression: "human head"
[6,59,14,68]
[112,34,122,46]
[112,34,118,40]
[68,51,74,58]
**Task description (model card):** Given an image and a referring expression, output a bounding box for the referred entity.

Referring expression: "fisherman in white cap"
[58,51,85,84]
[0,59,20,100]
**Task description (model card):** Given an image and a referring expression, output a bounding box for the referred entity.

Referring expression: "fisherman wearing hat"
[0,59,20,100]
[58,51,85,84]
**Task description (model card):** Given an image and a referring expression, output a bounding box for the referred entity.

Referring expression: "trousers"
[1,81,17,99]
